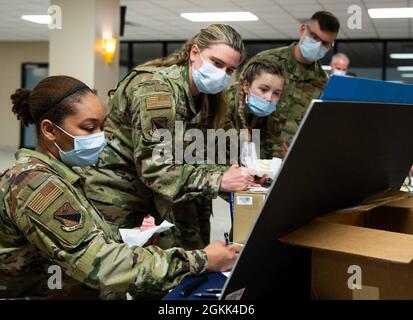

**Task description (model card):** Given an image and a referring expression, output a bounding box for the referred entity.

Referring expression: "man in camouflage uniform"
[255,11,339,158]
[83,64,228,250]
[0,149,208,299]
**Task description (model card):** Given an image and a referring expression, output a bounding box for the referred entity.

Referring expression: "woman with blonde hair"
[84,24,260,250]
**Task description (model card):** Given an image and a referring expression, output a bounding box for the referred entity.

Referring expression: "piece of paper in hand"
[241,142,282,179]
[253,157,282,179]
[242,141,282,179]
[241,141,258,168]
[119,220,174,247]
[248,186,269,193]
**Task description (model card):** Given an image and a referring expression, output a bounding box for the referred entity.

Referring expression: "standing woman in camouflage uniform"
[84,24,258,250]
[224,56,285,159]
[0,75,240,299]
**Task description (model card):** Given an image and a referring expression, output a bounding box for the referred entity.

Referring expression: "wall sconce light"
[102,37,117,63]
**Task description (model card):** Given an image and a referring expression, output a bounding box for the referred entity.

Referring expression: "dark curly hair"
[11,75,93,133]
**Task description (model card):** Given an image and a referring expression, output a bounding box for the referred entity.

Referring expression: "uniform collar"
[15,148,80,185]
[181,63,198,115]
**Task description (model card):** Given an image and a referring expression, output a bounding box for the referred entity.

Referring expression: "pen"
[180,276,208,297]
[206,288,222,293]
[194,292,221,299]
[224,232,230,245]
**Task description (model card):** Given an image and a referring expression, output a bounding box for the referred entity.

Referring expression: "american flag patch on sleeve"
[145,95,172,110]
[27,181,63,215]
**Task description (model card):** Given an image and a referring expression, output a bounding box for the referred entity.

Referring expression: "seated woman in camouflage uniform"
[224,56,285,159]
[0,75,241,299]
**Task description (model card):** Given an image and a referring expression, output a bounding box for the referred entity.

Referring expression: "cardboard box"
[233,190,267,244]
[280,190,413,300]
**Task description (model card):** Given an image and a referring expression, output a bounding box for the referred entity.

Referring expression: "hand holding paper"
[242,141,282,179]
[119,220,174,247]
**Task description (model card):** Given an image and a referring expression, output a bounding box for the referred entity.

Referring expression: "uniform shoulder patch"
[27,181,63,216]
[28,173,49,190]
[54,202,83,232]
[145,94,172,110]
[151,117,168,131]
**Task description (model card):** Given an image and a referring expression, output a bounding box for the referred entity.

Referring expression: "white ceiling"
[1,0,413,41]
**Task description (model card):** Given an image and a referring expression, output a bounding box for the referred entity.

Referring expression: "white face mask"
[246,91,277,117]
[192,47,231,94]
[299,35,329,62]
[53,124,106,167]
[332,69,346,76]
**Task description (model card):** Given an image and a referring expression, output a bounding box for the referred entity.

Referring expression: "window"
[132,42,163,67]
[386,41,413,84]
[119,42,130,80]
[118,39,413,83]
[167,42,184,56]
[20,63,49,149]
[336,42,383,80]
[244,41,289,58]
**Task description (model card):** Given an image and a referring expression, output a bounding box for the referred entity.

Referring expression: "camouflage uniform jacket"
[256,42,328,158]
[83,64,227,250]
[0,149,207,299]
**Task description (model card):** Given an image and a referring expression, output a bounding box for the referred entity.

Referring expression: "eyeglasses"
[305,25,335,49]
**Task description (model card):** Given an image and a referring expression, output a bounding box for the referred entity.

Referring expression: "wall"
[0,41,48,170]
[49,0,119,104]
[94,0,120,103]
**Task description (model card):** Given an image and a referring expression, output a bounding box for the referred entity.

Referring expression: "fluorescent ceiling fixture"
[401,73,413,78]
[397,66,413,71]
[322,65,331,71]
[368,8,413,19]
[390,53,413,59]
[21,15,51,24]
[180,12,258,22]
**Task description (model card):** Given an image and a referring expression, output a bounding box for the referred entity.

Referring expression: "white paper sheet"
[248,186,269,193]
[241,142,282,179]
[119,220,174,247]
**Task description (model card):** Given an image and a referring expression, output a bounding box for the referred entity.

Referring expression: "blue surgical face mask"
[192,48,231,94]
[53,124,106,167]
[299,36,329,62]
[246,92,277,117]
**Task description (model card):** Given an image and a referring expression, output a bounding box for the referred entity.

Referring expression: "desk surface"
[163,272,227,300]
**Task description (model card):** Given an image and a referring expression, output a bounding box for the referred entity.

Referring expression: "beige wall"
[94,0,120,104]
[0,42,48,171]
[49,0,119,104]
[49,0,95,88]
[0,42,49,149]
